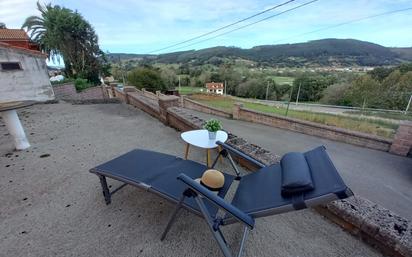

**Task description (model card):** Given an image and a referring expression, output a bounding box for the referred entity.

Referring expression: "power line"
[147,0,297,54]
[272,6,412,44]
[166,0,320,52]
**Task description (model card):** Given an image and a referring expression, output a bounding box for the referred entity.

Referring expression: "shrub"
[204,119,222,132]
[292,75,337,102]
[320,83,351,105]
[74,78,91,91]
[127,66,166,91]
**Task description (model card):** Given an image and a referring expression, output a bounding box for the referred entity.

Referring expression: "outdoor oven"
[0,43,54,150]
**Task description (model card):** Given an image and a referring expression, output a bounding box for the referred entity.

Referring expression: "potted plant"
[204,119,222,140]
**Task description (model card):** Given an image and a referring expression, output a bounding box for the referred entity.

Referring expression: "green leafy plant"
[204,119,222,132]
[74,78,91,91]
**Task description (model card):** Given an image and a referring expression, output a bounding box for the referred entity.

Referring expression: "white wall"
[0,46,54,103]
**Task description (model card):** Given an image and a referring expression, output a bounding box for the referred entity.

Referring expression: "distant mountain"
[108,39,412,67]
[106,53,156,62]
[389,47,412,61]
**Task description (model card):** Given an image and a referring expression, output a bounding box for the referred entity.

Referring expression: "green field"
[177,86,204,95]
[269,76,295,85]
[189,94,397,138]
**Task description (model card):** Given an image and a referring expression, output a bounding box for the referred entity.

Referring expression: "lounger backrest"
[177,174,255,229]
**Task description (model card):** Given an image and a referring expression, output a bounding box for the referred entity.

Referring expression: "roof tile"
[0,29,29,40]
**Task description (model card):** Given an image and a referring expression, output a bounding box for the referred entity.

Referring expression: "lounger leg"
[161,194,185,241]
[194,196,233,257]
[98,175,111,205]
[237,226,249,257]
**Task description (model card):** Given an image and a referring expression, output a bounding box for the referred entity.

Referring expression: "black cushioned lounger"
[90,142,353,257]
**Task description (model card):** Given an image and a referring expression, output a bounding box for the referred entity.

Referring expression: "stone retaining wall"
[390,121,412,156]
[53,83,105,100]
[113,88,127,103]
[317,197,412,257]
[234,104,393,152]
[127,92,160,119]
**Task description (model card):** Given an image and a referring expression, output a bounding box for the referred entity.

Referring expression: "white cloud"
[1,0,411,53]
[0,0,40,28]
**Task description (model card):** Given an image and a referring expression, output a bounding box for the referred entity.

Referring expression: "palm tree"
[22,2,63,60]
[22,1,106,83]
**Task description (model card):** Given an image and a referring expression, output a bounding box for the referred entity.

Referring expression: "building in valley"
[205,82,224,95]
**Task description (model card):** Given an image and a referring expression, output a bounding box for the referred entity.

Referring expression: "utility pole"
[405,93,412,114]
[178,75,181,91]
[265,81,270,100]
[295,82,301,105]
[224,80,227,96]
[118,56,126,86]
[285,85,294,117]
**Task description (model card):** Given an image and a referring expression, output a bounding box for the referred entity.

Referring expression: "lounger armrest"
[216,141,266,168]
[178,174,255,229]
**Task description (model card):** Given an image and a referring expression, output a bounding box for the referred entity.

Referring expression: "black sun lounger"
[90,142,353,257]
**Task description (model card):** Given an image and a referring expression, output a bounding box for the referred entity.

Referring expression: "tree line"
[122,62,337,101]
[321,63,412,110]
[123,61,412,111]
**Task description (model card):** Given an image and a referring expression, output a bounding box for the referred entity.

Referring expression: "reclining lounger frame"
[90,142,353,257]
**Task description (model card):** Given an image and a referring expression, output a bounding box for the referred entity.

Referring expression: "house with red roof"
[0,28,39,50]
[205,82,224,95]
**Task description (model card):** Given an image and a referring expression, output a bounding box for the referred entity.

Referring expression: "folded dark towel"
[281,152,314,196]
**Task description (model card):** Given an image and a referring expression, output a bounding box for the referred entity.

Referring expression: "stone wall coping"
[52,82,75,87]
[240,106,393,144]
[114,87,124,94]
[82,85,102,92]
[159,95,180,101]
[320,196,412,257]
[123,86,137,93]
[184,97,232,116]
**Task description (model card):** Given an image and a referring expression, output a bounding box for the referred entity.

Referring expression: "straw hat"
[200,169,225,190]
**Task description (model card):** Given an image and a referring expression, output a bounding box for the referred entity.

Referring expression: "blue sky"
[1,0,411,54]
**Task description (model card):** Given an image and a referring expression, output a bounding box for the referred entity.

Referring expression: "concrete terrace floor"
[188,109,412,221]
[0,102,383,257]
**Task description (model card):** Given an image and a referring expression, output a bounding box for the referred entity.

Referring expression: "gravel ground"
[0,102,382,257]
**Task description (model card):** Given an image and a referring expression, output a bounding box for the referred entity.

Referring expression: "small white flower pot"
[208,131,217,140]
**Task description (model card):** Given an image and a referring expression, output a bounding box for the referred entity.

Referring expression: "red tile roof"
[0,29,29,40]
[206,82,224,89]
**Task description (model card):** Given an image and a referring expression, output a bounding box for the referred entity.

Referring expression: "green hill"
[108,38,411,67]
[390,47,412,61]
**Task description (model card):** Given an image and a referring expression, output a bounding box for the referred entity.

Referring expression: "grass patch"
[345,110,412,121]
[268,76,295,85]
[176,86,204,95]
[189,94,397,138]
